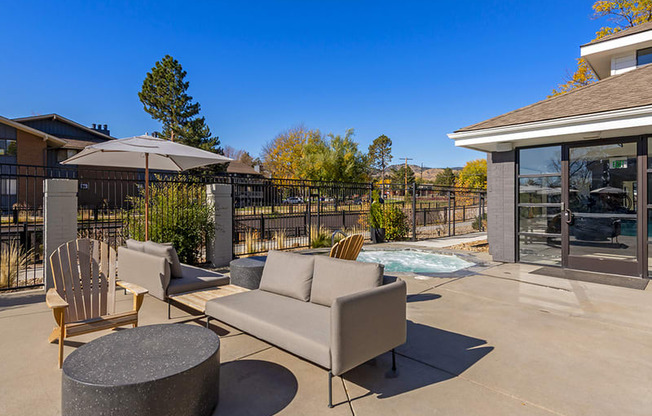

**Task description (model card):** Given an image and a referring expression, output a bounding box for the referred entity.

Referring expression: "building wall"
[611,52,637,76]
[487,150,516,263]
[16,130,46,208]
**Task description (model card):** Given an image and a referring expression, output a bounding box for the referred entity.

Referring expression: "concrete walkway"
[1,261,651,415]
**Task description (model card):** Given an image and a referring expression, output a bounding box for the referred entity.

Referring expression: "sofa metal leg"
[167,299,171,320]
[206,316,211,329]
[392,349,396,372]
[328,371,333,408]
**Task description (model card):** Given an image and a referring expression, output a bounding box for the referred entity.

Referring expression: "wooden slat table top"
[168,284,250,313]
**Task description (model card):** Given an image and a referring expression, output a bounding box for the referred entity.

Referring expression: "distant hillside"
[379,164,462,182]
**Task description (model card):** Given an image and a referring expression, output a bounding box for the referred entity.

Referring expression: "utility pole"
[420,162,424,182]
[401,157,413,196]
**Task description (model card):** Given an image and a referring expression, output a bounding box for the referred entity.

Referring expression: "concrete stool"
[229,256,266,289]
[62,324,220,416]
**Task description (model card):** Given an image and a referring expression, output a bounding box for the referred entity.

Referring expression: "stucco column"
[43,179,78,290]
[206,184,233,267]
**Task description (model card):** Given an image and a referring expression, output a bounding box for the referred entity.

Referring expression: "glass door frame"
[560,136,648,277]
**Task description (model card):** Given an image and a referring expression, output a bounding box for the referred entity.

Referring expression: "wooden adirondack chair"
[329,234,364,260]
[46,239,148,368]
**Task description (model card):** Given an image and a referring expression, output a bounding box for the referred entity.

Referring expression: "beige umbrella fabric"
[62,135,232,239]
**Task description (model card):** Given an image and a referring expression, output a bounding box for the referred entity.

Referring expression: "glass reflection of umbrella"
[62,135,232,239]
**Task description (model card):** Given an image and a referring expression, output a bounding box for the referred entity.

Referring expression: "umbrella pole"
[145,153,149,241]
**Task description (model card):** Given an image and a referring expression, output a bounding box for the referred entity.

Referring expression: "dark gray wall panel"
[487,150,516,262]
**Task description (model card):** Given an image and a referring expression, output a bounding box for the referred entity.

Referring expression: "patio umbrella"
[61,134,232,239]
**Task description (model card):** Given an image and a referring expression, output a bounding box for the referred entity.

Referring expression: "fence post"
[452,191,456,236]
[447,190,452,236]
[206,184,233,267]
[342,209,346,229]
[44,179,78,291]
[480,193,485,232]
[411,182,417,241]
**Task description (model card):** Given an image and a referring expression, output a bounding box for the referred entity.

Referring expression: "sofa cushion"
[259,251,314,301]
[166,264,229,295]
[125,239,146,252]
[206,290,330,368]
[310,256,383,307]
[144,241,183,278]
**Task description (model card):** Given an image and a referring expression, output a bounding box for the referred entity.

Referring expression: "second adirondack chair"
[46,239,148,368]
[329,234,364,260]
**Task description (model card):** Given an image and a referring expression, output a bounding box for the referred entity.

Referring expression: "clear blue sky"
[1,1,602,168]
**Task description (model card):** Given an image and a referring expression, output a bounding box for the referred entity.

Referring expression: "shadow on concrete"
[215,360,297,415]
[406,293,441,303]
[0,290,45,310]
[344,321,493,400]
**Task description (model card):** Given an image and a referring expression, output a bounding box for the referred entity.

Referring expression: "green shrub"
[383,205,409,240]
[126,179,214,264]
[472,213,487,231]
[369,201,383,229]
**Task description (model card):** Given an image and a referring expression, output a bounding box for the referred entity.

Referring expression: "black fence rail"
[0,164,231,291]
[0,163,487,290]
[232,178,372,255]
[233,179,486,256]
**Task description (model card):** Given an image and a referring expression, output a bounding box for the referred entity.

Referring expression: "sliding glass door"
[562,140,641,276]
[518,137,648,277]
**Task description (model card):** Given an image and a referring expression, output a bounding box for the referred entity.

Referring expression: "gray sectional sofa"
[118,240,229,316]
[205,250,407,408]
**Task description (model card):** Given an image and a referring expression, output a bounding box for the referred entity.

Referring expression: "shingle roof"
[455,63,652,132]
[227,160,262,176]
[584,20,652,46]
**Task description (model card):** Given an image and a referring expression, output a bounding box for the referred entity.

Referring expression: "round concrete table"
[62,324,220,416]
[229,256,266,289]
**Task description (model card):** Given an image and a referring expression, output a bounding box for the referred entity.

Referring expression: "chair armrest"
[116,280,149,296]
[118,247,170,301]
[46,288,68,310]
[330,279,407,376]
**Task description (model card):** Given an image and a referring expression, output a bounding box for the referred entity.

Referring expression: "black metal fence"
[0,164,229,291]
[233,179,486,256]
[0,163,486,291]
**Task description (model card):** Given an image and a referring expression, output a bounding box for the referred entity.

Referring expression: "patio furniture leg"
[206,316,211,328]
[167,299,171,319]
[328,371,333,408]
[392,348,396,372]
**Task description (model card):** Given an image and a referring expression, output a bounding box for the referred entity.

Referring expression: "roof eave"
[448,104,652,152]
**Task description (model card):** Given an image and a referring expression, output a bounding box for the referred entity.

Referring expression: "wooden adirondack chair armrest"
[116,281,149,296]
[46,288,68,310]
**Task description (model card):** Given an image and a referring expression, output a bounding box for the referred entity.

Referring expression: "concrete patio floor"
[1,260,652,415]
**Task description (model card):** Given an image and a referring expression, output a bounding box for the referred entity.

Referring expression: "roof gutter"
[448,105,652,151]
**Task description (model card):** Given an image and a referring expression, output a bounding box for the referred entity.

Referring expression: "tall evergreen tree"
[368,135,393,185]
[139,55,221,153]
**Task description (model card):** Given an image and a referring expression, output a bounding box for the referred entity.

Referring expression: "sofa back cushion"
[259,251,314,301]
[126,239,146,252]
[143,241,183,278]
[310,256,383,307]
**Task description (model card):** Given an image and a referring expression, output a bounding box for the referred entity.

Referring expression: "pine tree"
[139,55,221,153]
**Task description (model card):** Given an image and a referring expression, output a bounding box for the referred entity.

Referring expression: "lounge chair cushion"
[310,256,383,307]
[126,239,146,252]
[166,264,229,295]
[144,241,183,278]
[206,290,330,368]
[259,251,314,301]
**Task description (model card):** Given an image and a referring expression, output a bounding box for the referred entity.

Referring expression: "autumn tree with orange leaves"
[551,0,652,96]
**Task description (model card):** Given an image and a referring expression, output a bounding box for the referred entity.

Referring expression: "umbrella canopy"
[61,134,231,170]
[62,134,232,240]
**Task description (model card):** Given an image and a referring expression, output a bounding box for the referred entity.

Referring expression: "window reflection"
[519,146,561,175]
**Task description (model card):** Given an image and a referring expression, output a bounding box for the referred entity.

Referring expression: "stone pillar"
[206,184,233,267]
[44,179,78,290]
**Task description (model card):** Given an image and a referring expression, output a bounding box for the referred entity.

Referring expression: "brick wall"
[16,130,46,208]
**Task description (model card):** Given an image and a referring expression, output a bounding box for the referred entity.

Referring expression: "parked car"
[282,197,304,204]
